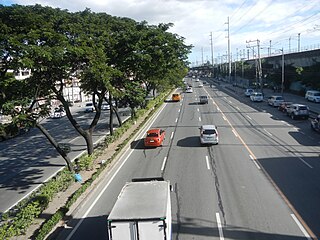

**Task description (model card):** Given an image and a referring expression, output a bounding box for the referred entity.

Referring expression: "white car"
[196,78,200,82]
[84,102,95,112]
[102,102,110,110]
[250,92,263,102]
[244,88,254,97]
[305,90,320,102]
[186,87,193,93]
[199,125,219,145]
[198,82,203,87]
[268,95,284,107]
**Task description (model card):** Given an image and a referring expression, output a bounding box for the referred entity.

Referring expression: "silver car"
[199,125,219,145]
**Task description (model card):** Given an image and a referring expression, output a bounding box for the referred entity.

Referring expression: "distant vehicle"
[144,128,166,147]
[199,125,219,145]
[186,87,193,93]
[250,92,263,102]
[171,93,181,102]
[278,101,292,113]
[199,95,208,104]
[84,102,95,112]
[202,81,207,85]
[268,95,284,107]
[286,104,309,120]
[101,102,110,110]
[51,106,66,119]
[244,88,254,97]
[196,78,200,82]
[311,115,320,132]
[107,178,172,240]
[305,90,320,102]
[198,82,203,87]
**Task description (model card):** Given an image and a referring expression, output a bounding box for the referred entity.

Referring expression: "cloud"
[8,0,320,63]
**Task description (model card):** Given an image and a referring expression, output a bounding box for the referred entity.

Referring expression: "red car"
[144,128,165,147]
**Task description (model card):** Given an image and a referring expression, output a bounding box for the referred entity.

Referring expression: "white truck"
[107,178,172,240]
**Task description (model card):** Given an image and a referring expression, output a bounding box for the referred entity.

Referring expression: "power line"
[232,0,274,35]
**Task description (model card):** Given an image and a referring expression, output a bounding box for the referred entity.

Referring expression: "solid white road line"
[170,131,174,140]
[206,156,210,170]
[249,154,261,170]
[291,214,312,240]
[263,128,273,137]
[161,157,167,171]
[223,116,227,121]
[298,157,313,169]
[216,212,225,240]
[232,129,238,137]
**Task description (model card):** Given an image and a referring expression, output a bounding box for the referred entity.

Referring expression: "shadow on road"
[259,155,320,238]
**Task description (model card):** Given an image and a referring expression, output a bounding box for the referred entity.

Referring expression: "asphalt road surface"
[53,78,320,240]
[0,107,130,213]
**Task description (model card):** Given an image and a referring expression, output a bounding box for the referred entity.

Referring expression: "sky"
[2,0,320,66]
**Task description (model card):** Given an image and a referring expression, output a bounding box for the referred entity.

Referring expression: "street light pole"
[281,48,285,95]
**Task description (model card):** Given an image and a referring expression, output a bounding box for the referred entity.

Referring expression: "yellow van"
[172,93,181,102]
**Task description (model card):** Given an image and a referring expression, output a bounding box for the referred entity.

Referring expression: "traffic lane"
[56,101,179,240]
[165,100,221,239]
[169,89,306,239]
[241,112,320,237]
[0,111,129,213]
[211,93,316,238]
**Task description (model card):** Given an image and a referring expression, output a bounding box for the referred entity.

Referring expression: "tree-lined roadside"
[0,4,191,163]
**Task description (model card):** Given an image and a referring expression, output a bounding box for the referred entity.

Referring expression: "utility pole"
[289,37,291,53]
[210,32,214,77]
[201,47,204,65]
[269,40,272,56]
[226,17,231,82]
[257,39,263,93]
[246,39,263,93]
[281,48,285,95]
[298,33,301,52]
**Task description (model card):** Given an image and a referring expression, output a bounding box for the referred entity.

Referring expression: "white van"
[305,90,320,103]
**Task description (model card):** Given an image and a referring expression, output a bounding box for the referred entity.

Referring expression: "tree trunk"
[109,94,114,136]
[55,93,101,156]
[36,122,74,172]
[113,106,122,126]
[84,129,94,155]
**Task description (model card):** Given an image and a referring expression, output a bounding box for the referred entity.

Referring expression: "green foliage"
[34,207,68,240]
[76,154,95,171]
[0,169,73,238]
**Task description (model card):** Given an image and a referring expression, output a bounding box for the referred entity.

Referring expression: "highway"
[0,107,130,213]
[54,78,320,240]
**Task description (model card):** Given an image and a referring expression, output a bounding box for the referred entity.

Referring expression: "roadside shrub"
[77,154,94,171]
